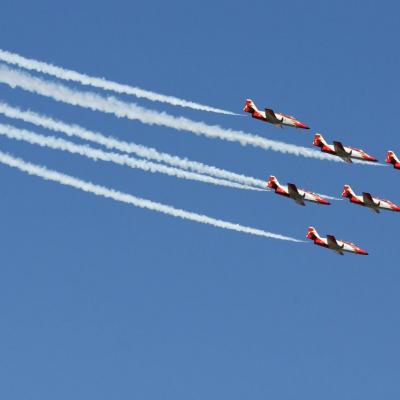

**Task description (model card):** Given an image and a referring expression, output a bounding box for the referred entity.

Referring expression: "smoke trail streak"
[0,101,266,189]
[0,150,303,242]
[0,123,259,191]
[0,48,238,115]
[316,194,342,201]
[0,65,341,162]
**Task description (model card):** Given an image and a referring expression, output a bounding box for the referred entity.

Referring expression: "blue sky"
[0,0,399,398]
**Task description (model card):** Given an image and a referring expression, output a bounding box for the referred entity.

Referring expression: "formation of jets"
[244,99,400,255]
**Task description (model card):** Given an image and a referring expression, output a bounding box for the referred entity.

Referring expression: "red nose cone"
[295,121,310,129]
[365,154,378,162]
[356,248,369,255]
[317,197,330,205]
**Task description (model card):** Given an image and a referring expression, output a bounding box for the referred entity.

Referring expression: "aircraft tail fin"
[267,175,280,189]
[342,184,356,199]
[386,150,400,166]
[313,133,327,148]
[306,226,320,241]
[243,99,259,114]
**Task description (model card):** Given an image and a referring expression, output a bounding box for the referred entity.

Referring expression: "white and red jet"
[313,133,378,163]
[342,185,400,213]
[306,227,368,256]
[386,150,400,169]
[243,99,310,129]
[267,176,330,206]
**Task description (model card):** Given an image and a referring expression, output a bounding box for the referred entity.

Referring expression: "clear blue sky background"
[0,1,399,398]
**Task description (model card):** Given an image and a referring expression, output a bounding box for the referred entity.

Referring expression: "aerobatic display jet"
[267,176,330,206]
[313,133,378,163]
[243,99,310,129]
[342,185,400,213]
[386,151,400,169]
[306,227,368,256]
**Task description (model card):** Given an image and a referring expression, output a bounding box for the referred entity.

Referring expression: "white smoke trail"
[316,194,342,201]
[0,65,341,163]
[0,48,238,115]
[0,101,266,189]
[0,150,303,242]
[0,123,259,191]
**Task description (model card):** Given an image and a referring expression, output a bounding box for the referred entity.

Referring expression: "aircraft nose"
[357,248,369,255]
[318,198,330,205]
[296,121,310,129]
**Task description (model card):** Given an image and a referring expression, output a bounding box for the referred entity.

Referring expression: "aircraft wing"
[264,108,282,124]
[287,183,305,206]
[327,235,344,255]
[362,192,380,212]
[333,141,352,162]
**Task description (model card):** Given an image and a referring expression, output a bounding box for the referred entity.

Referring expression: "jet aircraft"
[306,227,368,255]
[267,176,330,206]
[386,151,400,169]
[243,99,310,129]
[342,185,400,213]
[313,133,378,163]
